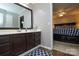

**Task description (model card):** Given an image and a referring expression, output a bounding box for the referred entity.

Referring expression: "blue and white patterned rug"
[25,48,52,56]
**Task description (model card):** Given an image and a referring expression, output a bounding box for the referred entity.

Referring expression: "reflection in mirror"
[20,16,24,29]
[0,3,32,29]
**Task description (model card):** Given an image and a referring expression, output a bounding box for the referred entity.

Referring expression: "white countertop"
[53,41,79,56]
[0,29,41,35]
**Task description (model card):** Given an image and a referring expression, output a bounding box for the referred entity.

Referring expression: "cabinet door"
[26,33,35,50]
[34,32,41,46]
[0,35,10,56]
[12,34,26,55]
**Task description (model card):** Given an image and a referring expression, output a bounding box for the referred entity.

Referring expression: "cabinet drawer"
[0,43,10,54]
[0,36,9,44]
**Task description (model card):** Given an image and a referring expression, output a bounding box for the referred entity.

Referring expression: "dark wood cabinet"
[0,32,41,56]
[0,35,10,56]
[25,32,41,51]
[25,33,35,50]
[34,32,41,46]
[11,34,26,55]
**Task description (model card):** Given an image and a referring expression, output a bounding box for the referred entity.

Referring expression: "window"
[5,14,13,27]
[0,13,3,27]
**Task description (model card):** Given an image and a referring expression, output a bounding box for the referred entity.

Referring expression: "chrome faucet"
[25,27,27,31]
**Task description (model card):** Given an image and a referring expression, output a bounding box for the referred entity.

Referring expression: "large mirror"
[0,3,33,29]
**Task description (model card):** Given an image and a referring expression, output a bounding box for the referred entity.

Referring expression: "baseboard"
[40,45,52,50]
[19,45,41,56]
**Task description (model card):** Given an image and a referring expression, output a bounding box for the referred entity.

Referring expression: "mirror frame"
[0,3,33,29]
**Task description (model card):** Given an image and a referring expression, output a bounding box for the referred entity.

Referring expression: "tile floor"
[25,47,52,56]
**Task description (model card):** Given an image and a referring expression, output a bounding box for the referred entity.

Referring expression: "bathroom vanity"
[0,3,39,56]
[0,30,41,56]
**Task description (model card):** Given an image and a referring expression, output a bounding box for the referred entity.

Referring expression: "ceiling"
[53,3,79,19]
[53,3,79,14]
